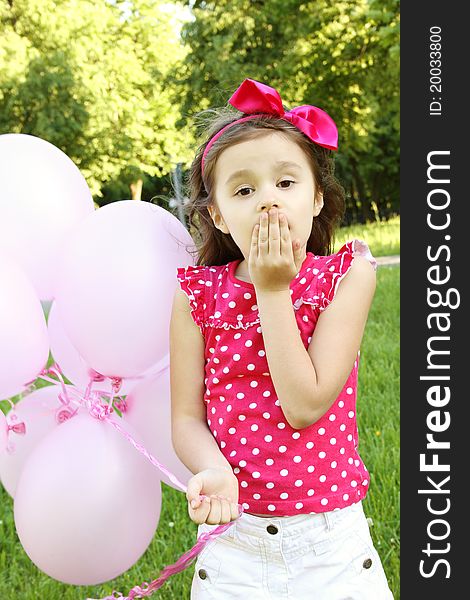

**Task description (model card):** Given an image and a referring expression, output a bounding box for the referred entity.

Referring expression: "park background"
[0,0,400,598]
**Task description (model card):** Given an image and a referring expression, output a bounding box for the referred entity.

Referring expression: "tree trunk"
[350,158,374,223]
[130,178,143,200]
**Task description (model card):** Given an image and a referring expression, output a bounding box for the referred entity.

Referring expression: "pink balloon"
[124,367,193,490]
[48,301,170,396]
[14,412,162,585]
[54,200,195,379]
[0,410,7,453]
[0,134,94,301]
[0,253,49,400]
[0,385,78,497]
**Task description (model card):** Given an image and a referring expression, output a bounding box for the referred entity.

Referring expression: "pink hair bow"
[230,78,338,150]
[201,78,338,174]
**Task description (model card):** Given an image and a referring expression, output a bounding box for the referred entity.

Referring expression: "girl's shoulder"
[298,238,377,313]
[176,262,243,331]
[175,264,210,329]
[311,238,377,270]
[176,262,227,293]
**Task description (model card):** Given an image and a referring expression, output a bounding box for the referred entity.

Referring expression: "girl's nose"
[259,202,280,213]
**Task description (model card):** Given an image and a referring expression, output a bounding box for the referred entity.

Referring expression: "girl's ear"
[208,205,229,234]
[313,192,324,217]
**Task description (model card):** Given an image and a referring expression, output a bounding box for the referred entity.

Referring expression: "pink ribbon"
[201,77,338,174]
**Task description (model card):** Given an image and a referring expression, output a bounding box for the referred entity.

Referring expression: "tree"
[0,0,193,200]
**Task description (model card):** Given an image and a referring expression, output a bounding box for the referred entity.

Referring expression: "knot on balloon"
[41,366,60,377]
[110,377,123,394]
[55,407,77,424]
[114,398,128,413]
[8,421,26,435]
[88,368,106,383]
[89,401,114,421]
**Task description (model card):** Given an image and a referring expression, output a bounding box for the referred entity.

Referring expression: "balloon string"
[32,363,236,496]
[87,525,239,600]
[17,361,244,598]
[76,379,190,492]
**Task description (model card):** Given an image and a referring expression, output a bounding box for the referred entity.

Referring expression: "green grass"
[359,265,400,597]
[0,224,400,599]
[335,215,400,257]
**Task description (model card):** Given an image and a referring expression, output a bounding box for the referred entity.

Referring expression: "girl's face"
[208,131,323,261]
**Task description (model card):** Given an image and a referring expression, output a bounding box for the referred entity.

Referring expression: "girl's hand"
[186,467,240,525]
[248,208,307,293]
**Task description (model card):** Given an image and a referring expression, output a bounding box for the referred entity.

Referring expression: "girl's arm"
[256,256,376,430]
[170,287,233,474]
[170,287,240,524]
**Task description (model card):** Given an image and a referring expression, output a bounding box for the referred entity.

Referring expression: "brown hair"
[182,107,346,266]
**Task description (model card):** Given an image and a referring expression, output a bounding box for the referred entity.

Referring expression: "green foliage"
[0,0,194,199]
[335,215,400,256]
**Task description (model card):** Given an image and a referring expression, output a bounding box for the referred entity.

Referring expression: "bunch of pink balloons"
[0,133,196,586]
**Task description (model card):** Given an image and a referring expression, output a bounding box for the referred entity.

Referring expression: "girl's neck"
[234,259,252,283]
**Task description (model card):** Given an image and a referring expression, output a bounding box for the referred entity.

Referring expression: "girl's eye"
[279,179,295,188]
[235,187,252,196]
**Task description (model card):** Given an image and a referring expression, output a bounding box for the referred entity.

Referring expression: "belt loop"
[323,510,333,531]
[228,519,236,540]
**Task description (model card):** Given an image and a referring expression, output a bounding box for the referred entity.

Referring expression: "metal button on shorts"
[266,524,278,535]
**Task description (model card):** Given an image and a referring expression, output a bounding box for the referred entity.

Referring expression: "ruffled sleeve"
[318,239,377,312]
[295,239,377,313]
[176,265,207,331]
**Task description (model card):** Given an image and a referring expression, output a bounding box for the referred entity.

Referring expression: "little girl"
[170,78,394,599]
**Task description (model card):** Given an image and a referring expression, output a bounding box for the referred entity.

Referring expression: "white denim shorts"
[190,500,394,600]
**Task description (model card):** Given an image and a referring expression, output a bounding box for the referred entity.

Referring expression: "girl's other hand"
[186,467,240,525]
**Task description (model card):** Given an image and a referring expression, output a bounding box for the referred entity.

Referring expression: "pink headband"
[201,78,338,176]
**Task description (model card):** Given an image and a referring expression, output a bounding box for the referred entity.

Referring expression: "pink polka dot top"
[176,239,378,516]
